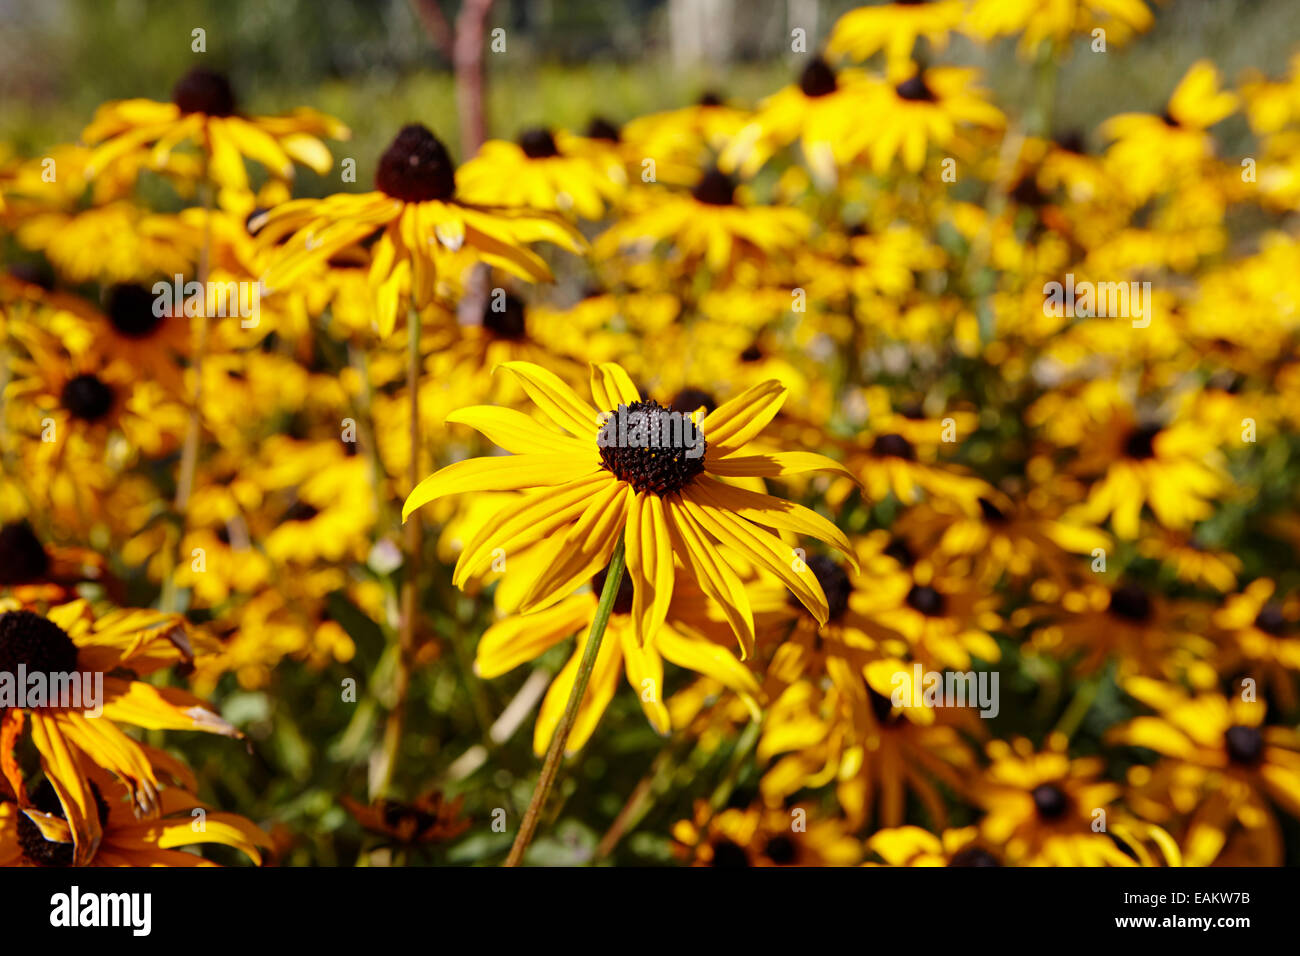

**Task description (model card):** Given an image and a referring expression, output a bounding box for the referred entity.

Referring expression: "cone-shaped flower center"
[584,117,621,142]
[591,564,636,615]
[799,57,838,98]
[107,283,165,339]
[1225,725,1264,765]
[61,374,114,422]
[872,433,916,460]
[977,497,1008,524]
[692,169,737,206]
[17,779,109,867]
[172,68,237,117]
[375,124,457,202]
[1123,424,1161,460]
[0,610,80,691]
[1031,783,1070,820]
[518,128,560,159]
[709,838,751,866]
[906,584,946,617]
[792,554,851,622]
[482,293,527,340]
[1108,584,1152,623]
[598,399,707,496]
[0,521,50,585]
[668,387,718,416]
[1254,604,1287,636]
[896,72,937,102]
[949,846,1001,867]
[763,835,797,864]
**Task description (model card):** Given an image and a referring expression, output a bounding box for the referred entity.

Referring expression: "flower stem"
[374,308,423,798]
[505,535,626,867]
[161,178,213,613]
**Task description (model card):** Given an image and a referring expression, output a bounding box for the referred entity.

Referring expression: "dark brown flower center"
[107,283,165,339]
[872,433,916,460]
[790,554,851,622]
[1123,425,1161,460]
[590,564,636,616]
[584,117,621,142]
[868,687,898,723]
[949,846,1001,867]
[0,610,80,691]
[598,400,706,496]
[799,57,838,98]
[1054,129,1087,154]
[518,128,560,159]
[906,584,946,617]
[739,344,764,363]
[8,262,55,291]
[1225,725,1263,766]
[668,387,718,416]
[896,72,937,102]
[763,835,798,864]
[1031,783,1070,820]
[0,521,50,585]
[1108,584,1152,623]
[692,168,736,206]
[1254,604,1287,636]
[60,374,114,422]
[482,292,527,340]
[375,124,456,202]
[884,538,916,566]
[709,838,751,866]
[283,501,320,523]
[697,91,724,107]
[172,68,237,117]
[977,497,1008,523]
[17,780,110,867]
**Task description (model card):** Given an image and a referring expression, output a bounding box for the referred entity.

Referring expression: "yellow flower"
[965,0,1155,56]
[0,600,237,865]
[1,772,269,867]
[255,124,584,336]
[83,68,349,214]
[827,1,966,77]
[456,128,626,220]
[403,360,857,658]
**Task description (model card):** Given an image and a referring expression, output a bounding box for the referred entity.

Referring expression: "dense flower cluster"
[3,1,1300,867]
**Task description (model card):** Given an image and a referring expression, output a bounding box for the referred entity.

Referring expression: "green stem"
[505,535,626,867]
[1054,674,1101,740]
[374,308,423,798]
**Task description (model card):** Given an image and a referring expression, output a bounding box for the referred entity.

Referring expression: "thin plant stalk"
[505,535,626,867]
[374,308,423,797]
[161,176,213,613]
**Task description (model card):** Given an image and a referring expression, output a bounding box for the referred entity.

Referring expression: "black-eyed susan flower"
[965,0,1155,57]
[670,798,860,866]
[827,1,965,76]
[456,128,626,220]
[0,599,236,864]
[255,124,583,337]
[596,167,810,277]
[82,67,349,214]
[1,772,269,867]
[404,361,856,658]
[970,734,1131,866]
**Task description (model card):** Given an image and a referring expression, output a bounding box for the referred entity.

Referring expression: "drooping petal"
[403,453,599,522]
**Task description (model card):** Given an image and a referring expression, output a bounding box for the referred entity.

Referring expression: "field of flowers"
[3,0,1300,870]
